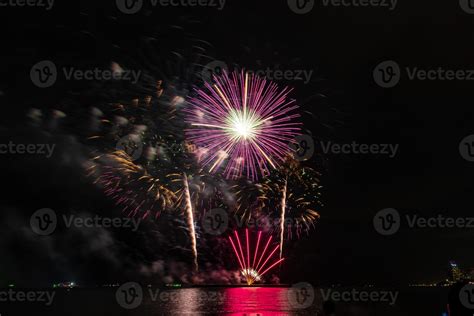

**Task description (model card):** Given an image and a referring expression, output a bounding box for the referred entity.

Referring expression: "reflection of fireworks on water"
[259,157,323,258]
[185,71,301,180]
[228,229,284,285]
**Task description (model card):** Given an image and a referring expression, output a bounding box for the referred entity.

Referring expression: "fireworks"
[45,52,321,281]
[185,71,301,180]
[88,151,177,218]
[182,172,198,271]
[230,177,264,224]
[228,229,284,285]
[259,156,323,258]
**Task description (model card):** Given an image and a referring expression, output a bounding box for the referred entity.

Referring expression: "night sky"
[1,0,474,288]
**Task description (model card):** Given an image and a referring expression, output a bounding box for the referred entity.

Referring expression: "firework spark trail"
[229,230,284,285]
[185,71,301,180]
[256,244,279,274]
[258,257,285,278]
[255,235,272,271]
[280,177,287,259]
[88,151,177,218]
[234,230,246,270]
[228,236,244,270]
[231,178,263,223]
[183,172,198,271]
[246,228,250,269]
[258,157,322,239]
[252,231,262,267]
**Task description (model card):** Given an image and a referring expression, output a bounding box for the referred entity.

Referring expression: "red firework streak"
[228,229,285,285]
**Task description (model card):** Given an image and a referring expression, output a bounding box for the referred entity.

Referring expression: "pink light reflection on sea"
[222,287,301,315]
[145,287,319,315]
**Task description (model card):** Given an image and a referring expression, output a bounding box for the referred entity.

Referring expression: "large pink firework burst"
[184,71,301,180]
